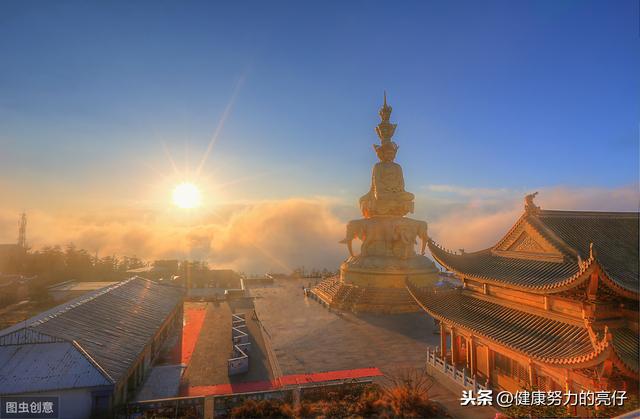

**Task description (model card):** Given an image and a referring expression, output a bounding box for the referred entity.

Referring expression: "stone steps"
[311,277,419,314]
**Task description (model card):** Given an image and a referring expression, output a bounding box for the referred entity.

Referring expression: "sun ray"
[162,141,180,177]
[212,168,279,191]
[195,74,246,179]
[249,241,292,273]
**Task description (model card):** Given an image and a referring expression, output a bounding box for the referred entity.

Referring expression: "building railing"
[426,347,488,394]
[228,314,251,375]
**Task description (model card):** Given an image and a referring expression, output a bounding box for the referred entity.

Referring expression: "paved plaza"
[250,277,440,376]
[250,278,496,419]
[135,280,495,417]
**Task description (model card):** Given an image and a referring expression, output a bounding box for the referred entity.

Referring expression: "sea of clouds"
[0,184,637,273]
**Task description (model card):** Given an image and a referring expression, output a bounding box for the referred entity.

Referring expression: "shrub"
[230,369,449,418]
[230,399,294,418]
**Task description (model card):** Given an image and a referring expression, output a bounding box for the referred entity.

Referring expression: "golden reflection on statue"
[359,92,414,217]
[329,92,440,312]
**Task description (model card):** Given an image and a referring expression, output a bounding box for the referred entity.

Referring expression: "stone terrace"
[250,277,439,375]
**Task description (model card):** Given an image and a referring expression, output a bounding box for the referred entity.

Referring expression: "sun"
[172,182,202,209]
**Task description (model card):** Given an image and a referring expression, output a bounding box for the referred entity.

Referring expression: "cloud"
[0,199,348,274]
[425,184,512,198]
[421,183,639,252]
[0,184,637,273]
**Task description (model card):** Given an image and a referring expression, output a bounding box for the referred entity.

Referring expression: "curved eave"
[428,240,638,299]
[596,263,639,300]
[609,329,640,376]
[406,285,612,369]
[612,352,639,377]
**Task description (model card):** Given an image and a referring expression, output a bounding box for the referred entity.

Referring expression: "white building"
[0,277,184,418]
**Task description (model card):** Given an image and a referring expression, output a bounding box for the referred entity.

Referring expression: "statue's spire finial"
[379,91,392,123]
[376,92,396,143]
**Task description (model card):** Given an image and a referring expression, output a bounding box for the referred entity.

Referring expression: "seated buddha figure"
[359,140,415,217]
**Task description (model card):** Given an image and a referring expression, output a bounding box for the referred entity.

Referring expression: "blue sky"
[1,0,638,210]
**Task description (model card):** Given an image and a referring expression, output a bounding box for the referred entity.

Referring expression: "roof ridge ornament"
[583,317,611,351]
[589,242,597,259]
[524,192,540,214]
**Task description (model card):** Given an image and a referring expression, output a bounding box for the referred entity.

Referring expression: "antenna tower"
[17,212,27,249]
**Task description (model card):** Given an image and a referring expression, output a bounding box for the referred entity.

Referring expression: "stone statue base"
[331,215,440,313]
[340,254,439,289]
[333,262,438,313]
[313,259,439,313]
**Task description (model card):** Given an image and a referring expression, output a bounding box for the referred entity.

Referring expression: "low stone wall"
[124,379,375,418]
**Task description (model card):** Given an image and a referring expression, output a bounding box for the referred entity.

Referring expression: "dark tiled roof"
[612,328,639,373]
[26,278,183,382]
[428,209,639,295]
[429,246,579,288]
[409,288,596,363]
[534,210,639,293]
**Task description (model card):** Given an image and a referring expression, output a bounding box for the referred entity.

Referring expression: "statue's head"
[374,141,398,162]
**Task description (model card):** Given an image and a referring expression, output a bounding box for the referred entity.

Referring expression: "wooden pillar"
[486,347,492,385]
[204,397,214,419]
[528,359,536,387]
[450,328,457,366]
[465,337,470,368]
[565,371,575,416]
[470,338,477,376]
[440,322,447,358]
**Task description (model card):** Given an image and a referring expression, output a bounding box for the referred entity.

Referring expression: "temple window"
[536,374,560,391]
[494,352,528,384]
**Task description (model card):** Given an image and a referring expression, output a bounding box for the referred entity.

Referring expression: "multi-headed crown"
[379,91,392,121]
[375,91,397,144]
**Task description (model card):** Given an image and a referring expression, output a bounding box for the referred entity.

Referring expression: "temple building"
[407,194,639,412]
[312,94,439,313]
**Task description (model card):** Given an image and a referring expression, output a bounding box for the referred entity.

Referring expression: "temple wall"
[464,280,585,321]
[476,344,489,378]
[486,285,545,307]
[549,297,583,317]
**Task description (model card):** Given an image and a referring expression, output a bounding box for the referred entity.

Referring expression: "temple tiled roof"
[611,328,639,374]
[408,288,597,363]
[428,247,579,288]
[428,209,639,296]
[533,211,638,292]
[407,286,638,374]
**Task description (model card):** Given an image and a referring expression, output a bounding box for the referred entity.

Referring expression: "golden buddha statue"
[359,93,415,217]
[336,92,439,301]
